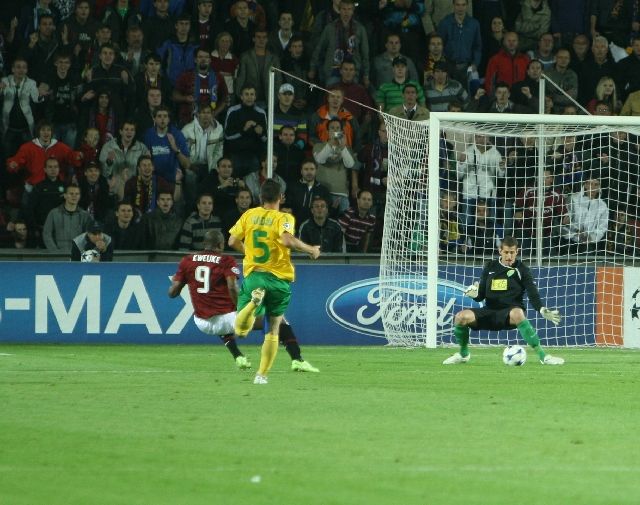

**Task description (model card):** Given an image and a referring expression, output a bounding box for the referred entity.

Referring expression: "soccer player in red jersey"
[169,229,252,369]
[169,229,319,372]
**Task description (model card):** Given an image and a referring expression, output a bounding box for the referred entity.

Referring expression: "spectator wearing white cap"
[272,83,308,147]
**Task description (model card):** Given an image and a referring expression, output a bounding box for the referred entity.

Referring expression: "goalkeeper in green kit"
[443,236,565,365]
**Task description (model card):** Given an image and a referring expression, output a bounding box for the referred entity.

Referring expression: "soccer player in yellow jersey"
[228,179,321,384]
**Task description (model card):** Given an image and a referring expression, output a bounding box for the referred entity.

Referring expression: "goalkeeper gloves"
[540,307,561,325]
[464,281,479,299]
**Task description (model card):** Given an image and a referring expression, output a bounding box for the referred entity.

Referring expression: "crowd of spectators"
[1,0,640,258]
[437,129,640,257]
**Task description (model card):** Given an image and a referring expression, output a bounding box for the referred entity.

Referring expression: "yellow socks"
[234,301,258,336]
[257,333,279,376]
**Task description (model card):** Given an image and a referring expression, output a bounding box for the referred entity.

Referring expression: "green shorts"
[238,271,291,317]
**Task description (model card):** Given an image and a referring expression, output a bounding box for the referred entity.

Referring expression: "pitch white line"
[0,353,14,356]
[0,369,191,373]
[0,369,284,374]
[406,465,640,473]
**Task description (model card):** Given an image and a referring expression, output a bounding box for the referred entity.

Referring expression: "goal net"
[380,112,640,348]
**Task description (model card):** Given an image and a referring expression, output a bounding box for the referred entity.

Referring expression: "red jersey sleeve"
[173,257,189,283]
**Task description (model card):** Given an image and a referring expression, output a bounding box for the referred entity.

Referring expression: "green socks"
[517,320,546,360]
[454,321,546,360]
[454,325,470,357]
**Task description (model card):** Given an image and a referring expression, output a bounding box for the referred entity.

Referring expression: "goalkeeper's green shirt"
[473,259,543,311]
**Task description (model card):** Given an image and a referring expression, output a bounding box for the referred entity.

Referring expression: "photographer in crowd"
[313,118,359,216]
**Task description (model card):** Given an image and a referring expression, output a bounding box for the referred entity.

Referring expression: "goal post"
[378,115,431,347]
[380,111,640,348]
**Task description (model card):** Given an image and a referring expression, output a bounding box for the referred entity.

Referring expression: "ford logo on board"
[326,277,481,339]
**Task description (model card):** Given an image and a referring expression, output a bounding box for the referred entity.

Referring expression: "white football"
[502,345,527,366]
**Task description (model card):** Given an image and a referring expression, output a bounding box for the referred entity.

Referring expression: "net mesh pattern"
[380,115,640,347]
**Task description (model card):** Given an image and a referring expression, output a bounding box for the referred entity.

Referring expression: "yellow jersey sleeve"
[279,212,295,237]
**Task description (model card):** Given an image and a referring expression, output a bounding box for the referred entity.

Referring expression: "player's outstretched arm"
[540,307,562,325]
[521,264,544,311]
[168,278,185,298]
[228,234,245,254]
[281,232,321,259]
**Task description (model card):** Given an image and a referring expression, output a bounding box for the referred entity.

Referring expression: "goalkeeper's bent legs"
[510,309,545,360]
[453,310,475,357]
[454,325,470,357]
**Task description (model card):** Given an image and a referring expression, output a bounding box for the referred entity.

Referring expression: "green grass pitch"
[1,345,639,505]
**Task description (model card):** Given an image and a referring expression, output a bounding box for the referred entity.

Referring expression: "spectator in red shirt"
[7,120,83,195]
[484,31,530,95]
